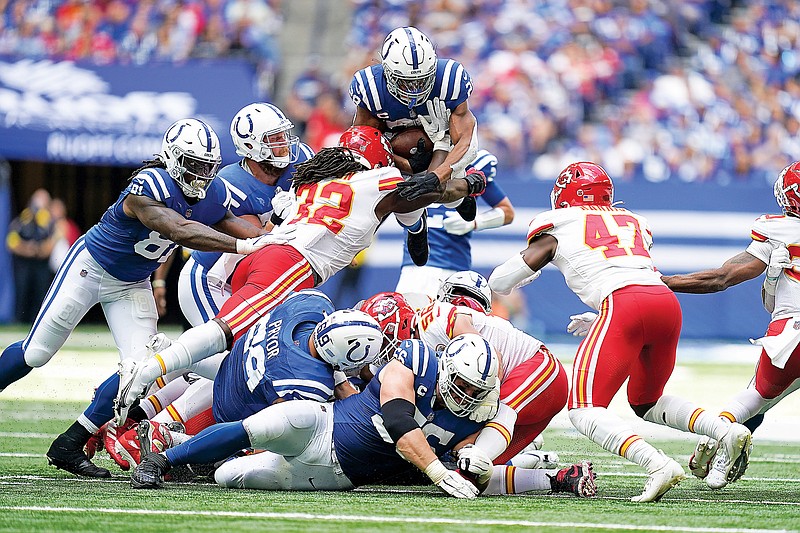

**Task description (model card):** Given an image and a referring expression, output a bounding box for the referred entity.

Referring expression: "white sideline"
[0,506,793,533]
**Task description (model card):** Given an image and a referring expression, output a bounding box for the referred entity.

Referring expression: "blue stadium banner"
[0,57,259,166]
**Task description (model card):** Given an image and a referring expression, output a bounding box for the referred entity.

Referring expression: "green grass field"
[1,326,798,532]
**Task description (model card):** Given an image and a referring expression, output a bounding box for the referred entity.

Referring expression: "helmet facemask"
[161,119,222,200]
[437,334,498,417]
[381,27,437,109]
[231,103,300,169]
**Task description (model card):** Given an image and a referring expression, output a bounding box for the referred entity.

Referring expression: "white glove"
[145,333,172,357]
[424,459,478,499]
[468,381,500,423]
[766,244,792,280]
[566,312,598,337]
[419,97,450,144]
[235,227,296,255]
[443,211,475,236]
[456,444,493,485]
[271,187,295,222]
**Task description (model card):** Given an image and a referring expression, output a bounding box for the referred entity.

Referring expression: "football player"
[110,290,382,470]
[115,125,487,421]
[660,161,800,489]
[395,150,515,298]
[488,161,753,502]
[350,26,482,265]
[131,335,498,495]
[0,118,276,478]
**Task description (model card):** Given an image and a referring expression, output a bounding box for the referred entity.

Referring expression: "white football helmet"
[230,102,299,168]
[313,309,383,372]
[160,118,222,199]
[381,26,437,108]
[437,270,493,313]
[438,333,499,417]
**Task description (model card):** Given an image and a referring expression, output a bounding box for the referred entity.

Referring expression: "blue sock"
[402,219,423,233]
[165,421,250,466]
[0,341,33,390]
[82,373,119,428]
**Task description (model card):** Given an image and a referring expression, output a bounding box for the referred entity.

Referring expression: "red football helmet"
[774,161,800,216]
[357,291,416,365]
[448,295,487,313]
[338,126,394,169]
[551,162,614,209]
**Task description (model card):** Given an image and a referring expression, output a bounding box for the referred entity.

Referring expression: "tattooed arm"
[661,251,767,294]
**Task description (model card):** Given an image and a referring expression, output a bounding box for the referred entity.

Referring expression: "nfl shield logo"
[80,269,88,277]
[793,321,800,330]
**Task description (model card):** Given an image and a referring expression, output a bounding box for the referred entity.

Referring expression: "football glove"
[766,244,791,281]
[419,97,450,144]
[407,139,434,174]
[456,444,493,486]
[442,211,474,236]
[235,227,297,255]
[468,380,500,423]
[396,171,442,200]
[270,187,295,225]
[566,312,598,337]
[424,459,479,499]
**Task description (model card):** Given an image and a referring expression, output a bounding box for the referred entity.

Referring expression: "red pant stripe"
[573,299,610,407]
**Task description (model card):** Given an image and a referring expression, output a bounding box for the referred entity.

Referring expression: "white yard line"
[0,506,795,533]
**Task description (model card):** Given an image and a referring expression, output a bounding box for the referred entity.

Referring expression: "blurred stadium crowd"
[2,0,799,185]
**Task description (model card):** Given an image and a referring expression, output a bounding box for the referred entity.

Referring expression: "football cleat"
[706,423,752,490]
[631,452,685,503]
[455,196,477,222]
[115,359,147,425]
[137,421,175,457]
[688,436,718,479]
[47,436,111,478]
[509,449,560,469]
[130,453,171,489]
[104,418,139,470]
[547,460,597,498]
[406,212,429,267]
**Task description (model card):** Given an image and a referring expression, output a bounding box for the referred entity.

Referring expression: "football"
[388,127,433,159]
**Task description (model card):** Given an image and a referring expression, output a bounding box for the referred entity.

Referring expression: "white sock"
[141,321,227,384]
[720,389,769,425]
[641,394,729,438]
[141,377,191,418]
[152,379,214,425]
[485,465,554,495]
[569,406,663,471]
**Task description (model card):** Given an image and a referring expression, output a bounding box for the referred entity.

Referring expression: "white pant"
[23,238,158,367]
[178,256,230,327]
[215,400,353,491]
[395,265,456,302]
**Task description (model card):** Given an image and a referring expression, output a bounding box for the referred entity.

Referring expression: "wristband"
[152,280,167,289]
[423,459,449,484]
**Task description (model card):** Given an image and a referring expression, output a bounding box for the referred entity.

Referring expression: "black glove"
[396,172,442,201]
[464,168,487,197]
[407,138,433,174]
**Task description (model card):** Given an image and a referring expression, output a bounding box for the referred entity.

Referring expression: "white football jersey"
[415,300,544,379]
[270,167,404,284]
[527,206,664,309]
[746,214,800,320]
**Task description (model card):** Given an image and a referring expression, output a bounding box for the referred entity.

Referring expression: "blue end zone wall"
[317,178,778,342]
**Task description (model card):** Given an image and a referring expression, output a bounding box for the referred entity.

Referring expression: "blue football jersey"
[400,149,508,270]
[192,142,314,271]
[349,59,473,128]
[84,167,231,282]
[212,290,336,423]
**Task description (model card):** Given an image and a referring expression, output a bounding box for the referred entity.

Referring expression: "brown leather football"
[389,127,433,159]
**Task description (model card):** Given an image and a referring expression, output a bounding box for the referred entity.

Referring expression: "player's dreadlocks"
[129,157,166,180]
[293,147,366,187]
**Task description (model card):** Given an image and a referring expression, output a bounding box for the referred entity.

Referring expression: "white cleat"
[115,360,147,425]
[688,436,718,479]
[631,452,686,503]
[706,423,752,490]
[509,449,560,469]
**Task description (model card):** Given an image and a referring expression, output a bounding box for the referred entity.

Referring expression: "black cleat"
[131,452,171,489]
[406,212,429,267]
[456,196,477,222]
[47,437,111,478]
[548,461,597,497]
